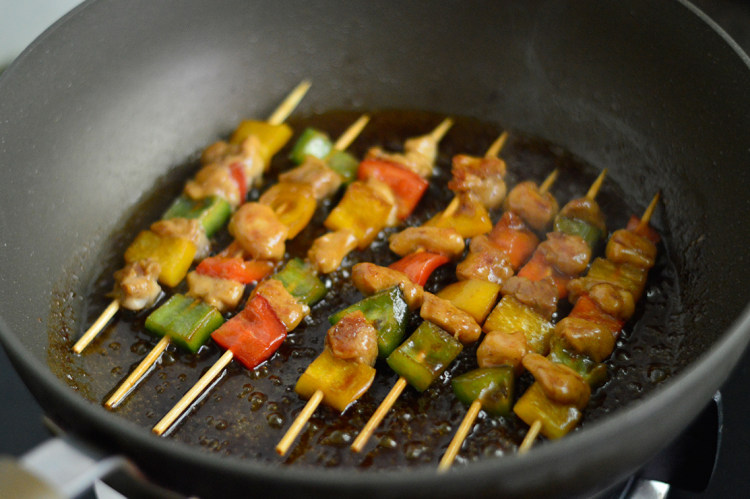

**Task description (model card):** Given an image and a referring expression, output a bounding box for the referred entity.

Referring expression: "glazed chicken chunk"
[351,262,424,310]
[448,154,507,209]
[112,260,162,311]
[151,218,210,260]
[605,229,657,269]
[184,163,242,208]
[325,310,379,366]
[554,317,616,363]
[456,234,514,284]
[388,226,465,259]
[228,202,288,261]
[367,132,439,179]
[420,292,482,344]
[253,278,310,332]
[477,330,529,374]
[278,156,342,200]
[523,352,591,408]
[307,229,359,274]
[186,271,244,313]
[537,232,591,276]
[504,180,559,231]
[502,276,559,320]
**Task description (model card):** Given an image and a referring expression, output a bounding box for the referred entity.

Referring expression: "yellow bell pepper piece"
[259,181,317,239]
[483,296,553,355]
[295,348,376,412]
[124,230,196,287]
[437,279,501,324]
[229,120,293,166]
[324,181,393,249]
[513,382,582,439]
[424,194,492,238]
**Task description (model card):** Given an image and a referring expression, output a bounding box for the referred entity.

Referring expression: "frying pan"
[1,0,749,497]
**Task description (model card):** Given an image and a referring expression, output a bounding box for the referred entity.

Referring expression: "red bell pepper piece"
[569,294,624,333]
[626,215,660,244]
[516,251,571,299]
[488,211,539,269]
[211,294,287,370]
[358,158,429,219]
[389,251,450,286]
[229,162,248,202]
[195,256,274,284]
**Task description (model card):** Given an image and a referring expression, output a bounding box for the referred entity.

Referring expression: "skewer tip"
[484,130,509,159]
[429,117,454,143]
[585,168,608,200]
[639,191,661,226]
[538,168,559,195]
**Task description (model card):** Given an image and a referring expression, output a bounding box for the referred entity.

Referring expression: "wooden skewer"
[275,389,324,456]
[153,349,235,436]
[514,192,659,453]
[71,81,313,355]
[437,172,609,469]
[484,130,508,159]
[105,335,170,409]
[539,168,558,195]
[437,399,481,472]
[430,118,454,143]
[351,377,408,453]
[104,114,371,409]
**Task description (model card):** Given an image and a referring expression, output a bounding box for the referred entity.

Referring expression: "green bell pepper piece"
[145,294,224,353]
[452,366,515,416]
[326,149,359,184]
[162,195,232,238]
[289,127,333,164]
[386,321,463,392]
[548,336,607,387]
[328,286,410,358]
[554,216,603,249]
[271,258,326,306]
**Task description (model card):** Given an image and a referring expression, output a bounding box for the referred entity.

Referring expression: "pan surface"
[1,0,749,497]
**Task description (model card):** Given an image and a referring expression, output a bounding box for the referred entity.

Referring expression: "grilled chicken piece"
[307,229,359,274]
[448,154,507,209]
[184,163,242,208]
[523,352,591,407]
[605,229,657,269]
[151,218,210,260]
[186,271,244,313]
[200,135,265,185]
[326,310,379,366]
[228,203,288,261]
[456,234,514,284]
[477,330,529,374]
[558,197,606,233]
[388,226,465,259]
[504,181,559,231]
[502,276,559,320]
[252,278,310,332]
[351,262,424,310]
[537,232,591,276]
[581,281,635,321]
[112,260,162,311]
[279,156,343,200]
[554,317,616,363]
[367,131,439,179]
[420,292,482,344]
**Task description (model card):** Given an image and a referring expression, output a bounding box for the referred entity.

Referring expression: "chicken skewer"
[153,118,453,436]
[437,171,608,470]
[349,166,570,454]
[72,80,312,354]
[276,132,510,456]
[104,115,370,408]
[515,193,660,452]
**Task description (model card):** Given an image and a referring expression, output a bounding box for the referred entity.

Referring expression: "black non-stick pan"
[1,0,749,497]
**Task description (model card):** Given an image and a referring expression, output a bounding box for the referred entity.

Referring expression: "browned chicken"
[367,132,439,179]
[448,154,507,209]
[151,218,210,260]
[228,202,288,261]
[605,229,657,269]
[253,278,310,332]
[307,229,359,274]
[537,232,591,276]
[456,234,514,284]
[503,180,559,231]
[502,276,559,320]
[184,163,242,208]
[112,260,162,310]
[186,271,244,313]
[522,352,591,407]
[477,330,529,374]
[388,226,465,259]
[420,292,482,344]
[351,262,424,309]
[325,310,379,366]
[557,197,606,233]
[278,156,343,200]
[554,317,616,363]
